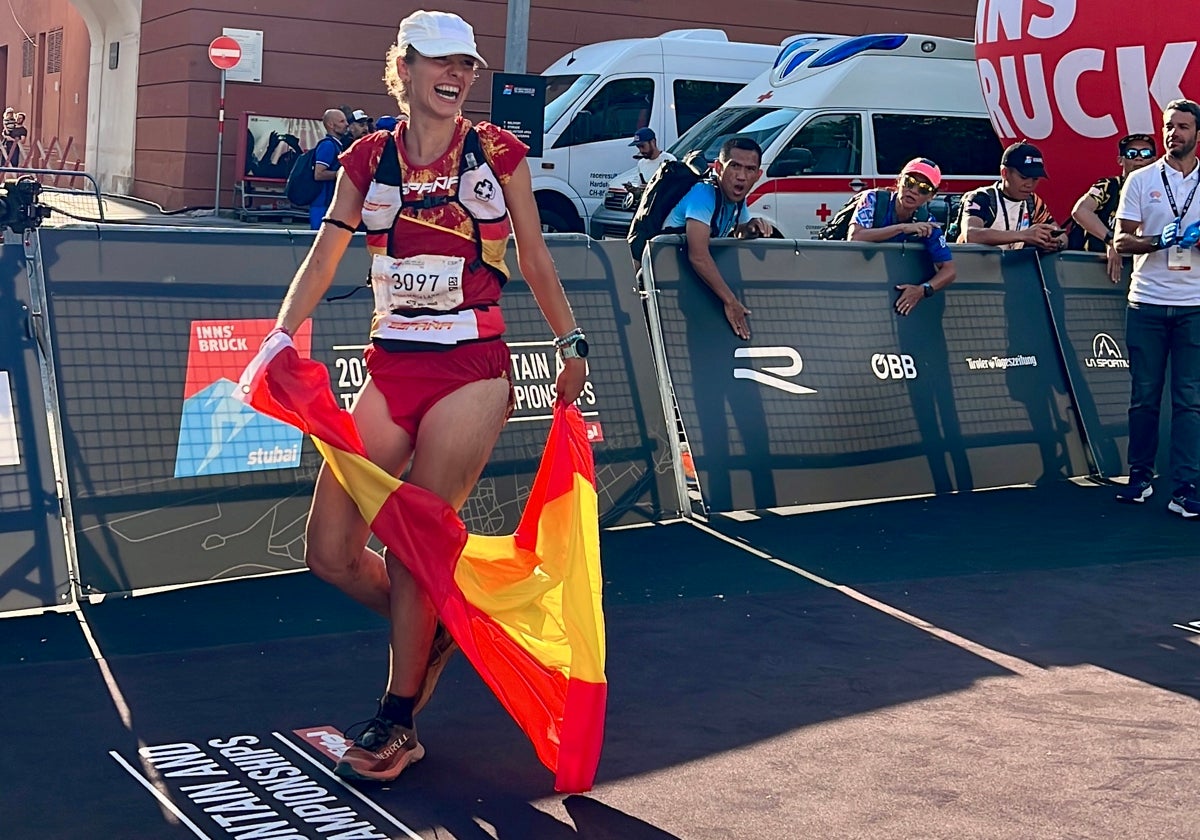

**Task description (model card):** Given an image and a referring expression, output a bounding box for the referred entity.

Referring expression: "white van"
[533,30,778,233]
[590,33,1002,240]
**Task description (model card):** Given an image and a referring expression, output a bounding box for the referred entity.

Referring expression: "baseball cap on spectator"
[1001,141,1048,178]
[900,157,942,190]
[1118,133,1155,152]
[629,128,656,146]
[397,10,488,67]
[351,109,371,123]
[375,115,398,131]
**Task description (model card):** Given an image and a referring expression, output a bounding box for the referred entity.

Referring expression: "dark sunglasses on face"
[1123,147,1156,160]
[901,174,936,195]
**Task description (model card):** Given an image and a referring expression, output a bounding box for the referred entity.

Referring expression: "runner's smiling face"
[400,52,479,120]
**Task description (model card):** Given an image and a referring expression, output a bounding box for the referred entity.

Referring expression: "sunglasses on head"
[1122,147,1155,160]
[901,174,936,195]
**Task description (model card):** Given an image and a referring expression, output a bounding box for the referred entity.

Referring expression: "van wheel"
[537,202,583,234]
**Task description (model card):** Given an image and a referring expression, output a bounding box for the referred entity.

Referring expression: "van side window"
[672,80,747,136]
[872,114,1003,176]
[552,78,654,148]
[769,114,862,177]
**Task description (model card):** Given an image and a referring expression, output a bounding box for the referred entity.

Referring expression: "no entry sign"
[208,36,242,71]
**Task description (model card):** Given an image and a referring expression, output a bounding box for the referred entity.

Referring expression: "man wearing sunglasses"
[957,141,1066,252]
[848,158,956,317]
[1071,133,1158,282]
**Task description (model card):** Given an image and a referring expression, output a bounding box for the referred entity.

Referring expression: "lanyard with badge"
[1160,162,1199,271]
[994,187,1029,232]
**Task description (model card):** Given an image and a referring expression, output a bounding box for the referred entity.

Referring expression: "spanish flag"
[238,331,606,793]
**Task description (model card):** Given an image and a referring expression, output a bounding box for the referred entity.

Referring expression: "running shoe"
[334,714,424,782]
[1114,474,1154,504]
[1168,485,1200,520]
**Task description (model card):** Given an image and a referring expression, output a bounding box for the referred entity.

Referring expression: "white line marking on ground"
[271,732,424,840]
[719,511,760,521]
[684,518,1044,677]
[108,752,213,839]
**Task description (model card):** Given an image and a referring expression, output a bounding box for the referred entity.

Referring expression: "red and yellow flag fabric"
[238,331,606,792]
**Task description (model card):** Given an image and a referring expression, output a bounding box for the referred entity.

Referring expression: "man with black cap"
[629,127,675,186]
[1071,133,1158,281]
[957,141,1066,252]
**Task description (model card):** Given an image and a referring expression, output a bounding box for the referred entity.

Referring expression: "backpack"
[628,150,720,261]
[285,137,336,207]
[816,188,928,241]
[948,185,1035,243]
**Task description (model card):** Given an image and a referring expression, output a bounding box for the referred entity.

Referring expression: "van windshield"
[669,107,803,162]
[543,74,600,133]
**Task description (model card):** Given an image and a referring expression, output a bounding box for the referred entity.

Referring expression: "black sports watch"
[922,282,935,298]
[558,333,589,360]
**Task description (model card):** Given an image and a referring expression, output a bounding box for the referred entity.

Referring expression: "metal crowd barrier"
[1,224,1137,615]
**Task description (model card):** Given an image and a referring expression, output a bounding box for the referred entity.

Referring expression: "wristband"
[553,327,584,349]
[1104,231,1114,246]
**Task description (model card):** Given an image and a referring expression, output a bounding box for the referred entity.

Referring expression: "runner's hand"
[555,358,587,406]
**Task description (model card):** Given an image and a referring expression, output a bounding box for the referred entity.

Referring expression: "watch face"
[574,338,590,359]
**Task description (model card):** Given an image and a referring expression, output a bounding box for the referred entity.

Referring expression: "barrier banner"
[1039,251,1167,479]
[645,238,1090,512]
[36,227,671,595]
[0,236,71,613]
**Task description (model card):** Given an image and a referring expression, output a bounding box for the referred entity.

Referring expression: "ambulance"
[589,33,1002,240]
[532,30,779,233]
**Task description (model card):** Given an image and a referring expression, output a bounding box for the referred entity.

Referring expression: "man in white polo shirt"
[1113,99,1200,516]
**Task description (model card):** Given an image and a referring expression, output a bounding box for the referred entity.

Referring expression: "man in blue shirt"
[664,136,774,338]
[310,108,349,230]
[848,157,957,316]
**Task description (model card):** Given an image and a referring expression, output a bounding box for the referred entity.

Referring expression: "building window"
[47,29,63,74]
[21,39,35,77]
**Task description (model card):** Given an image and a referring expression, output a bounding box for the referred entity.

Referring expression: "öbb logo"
[974,0,1200,220]
[871,353,917,380]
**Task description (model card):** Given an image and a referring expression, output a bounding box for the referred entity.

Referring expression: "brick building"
[2,1,977,209]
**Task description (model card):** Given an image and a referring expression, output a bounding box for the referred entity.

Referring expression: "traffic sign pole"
[207,35,242,215]
[215,69,226,214]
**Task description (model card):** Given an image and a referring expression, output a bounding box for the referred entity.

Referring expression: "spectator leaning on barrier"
[662,136,773,339]
[958,141,1067,252]
[1112,99,1200,517]
[1071,133,1158,283]
[847,157,956,316]
[309,108,349,230]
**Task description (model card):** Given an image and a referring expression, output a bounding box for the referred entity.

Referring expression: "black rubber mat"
[2,492,1197,838]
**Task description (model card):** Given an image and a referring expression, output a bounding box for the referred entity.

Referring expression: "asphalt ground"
[1,481,1198,839]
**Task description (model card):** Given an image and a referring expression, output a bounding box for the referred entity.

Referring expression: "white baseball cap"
[397,10,488,68]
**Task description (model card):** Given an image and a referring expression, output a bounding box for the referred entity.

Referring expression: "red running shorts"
[364,339,514,438]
